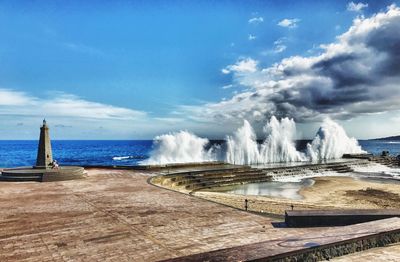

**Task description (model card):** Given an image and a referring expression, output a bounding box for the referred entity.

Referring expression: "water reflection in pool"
[208,179,315,200]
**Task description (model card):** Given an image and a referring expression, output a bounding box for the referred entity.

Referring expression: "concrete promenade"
[0,168,399,261]
[0,168,284,261]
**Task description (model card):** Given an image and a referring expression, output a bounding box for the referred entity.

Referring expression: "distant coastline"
[371,135,400,141]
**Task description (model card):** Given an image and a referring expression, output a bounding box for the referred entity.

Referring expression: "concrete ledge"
[81,161,230,170]
[285,209,400,227]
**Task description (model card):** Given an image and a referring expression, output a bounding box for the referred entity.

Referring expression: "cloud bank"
[185,5,400,127]
[0,89,145,120]
[0,89,169,139]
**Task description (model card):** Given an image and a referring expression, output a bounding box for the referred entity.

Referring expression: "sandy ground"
[195,176,400,214]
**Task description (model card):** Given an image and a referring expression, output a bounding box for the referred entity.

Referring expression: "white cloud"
[390,115,400,123]
[42,94,146,120]
[273,38,287,53]
[278,18,300,28]
[185,5,400,128]
[248,34,257,41]
[152,117,184,123]
[274,45,287,53]
[248,16,264,24]
[0,89,146,120]
[221,68,230,74]
[0,89,170,138]
[261,38,288,55]
[0,89,36,106]
[273,38,285,45]
[222,84,234,89]
[347,2,368,12]
[222,58,258,74]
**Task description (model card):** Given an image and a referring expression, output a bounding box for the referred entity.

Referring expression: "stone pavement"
[0,168,399,261]
[0,168,299,261]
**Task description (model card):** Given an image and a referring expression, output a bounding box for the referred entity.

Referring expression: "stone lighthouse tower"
[35,119,53,168]
[0,119,84,182]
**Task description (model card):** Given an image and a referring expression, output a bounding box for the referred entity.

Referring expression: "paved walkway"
[0,168,399,261]
[0,168,295,261]
[164,218,400,261]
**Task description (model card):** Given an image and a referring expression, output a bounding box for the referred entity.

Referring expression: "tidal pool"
[208,178,314,200]
[206,165,400,201]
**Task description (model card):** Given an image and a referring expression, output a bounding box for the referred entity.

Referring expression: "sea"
[0,139,399,168]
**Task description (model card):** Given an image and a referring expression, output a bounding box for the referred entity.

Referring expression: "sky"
[1,0,400,140]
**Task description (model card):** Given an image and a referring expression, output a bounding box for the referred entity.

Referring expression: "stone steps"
[0,171,45,177]
[174,171,268,188]
[156,161,363,192]
[167,168,251,182]
[328,164,354,173]
[179,173,267,185]
[162,167,269,190]
[186,177,273,190]
[369,156,400,168]
[0,166,85,182]
[0,175,42,182]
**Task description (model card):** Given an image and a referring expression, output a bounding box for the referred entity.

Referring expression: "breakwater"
[151,153,400,193]
[150,159,365,193]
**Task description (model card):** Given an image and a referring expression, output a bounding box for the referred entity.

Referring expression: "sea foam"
[113,156,134,161]
[225,117,306,165]
[142,117,365,165]
[140,130,216,165]
[307,119,366,161]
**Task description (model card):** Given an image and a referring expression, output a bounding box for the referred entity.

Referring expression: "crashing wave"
[140,130,216,165]
[142,117,365,165]
[226,117,306,165]
[306,118,365,161]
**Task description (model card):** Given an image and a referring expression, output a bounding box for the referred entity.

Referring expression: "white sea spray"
[142,117,365,165]
[140,130,217,165]
[307,119,365,161]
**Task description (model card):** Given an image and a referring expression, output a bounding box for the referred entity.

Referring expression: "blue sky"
[1,0,400,139]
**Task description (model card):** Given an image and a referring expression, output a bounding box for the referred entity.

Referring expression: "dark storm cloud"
[198,5,400,124]
[312,53,374,88]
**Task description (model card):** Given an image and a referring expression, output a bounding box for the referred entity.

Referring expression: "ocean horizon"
[1,139,399,168]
